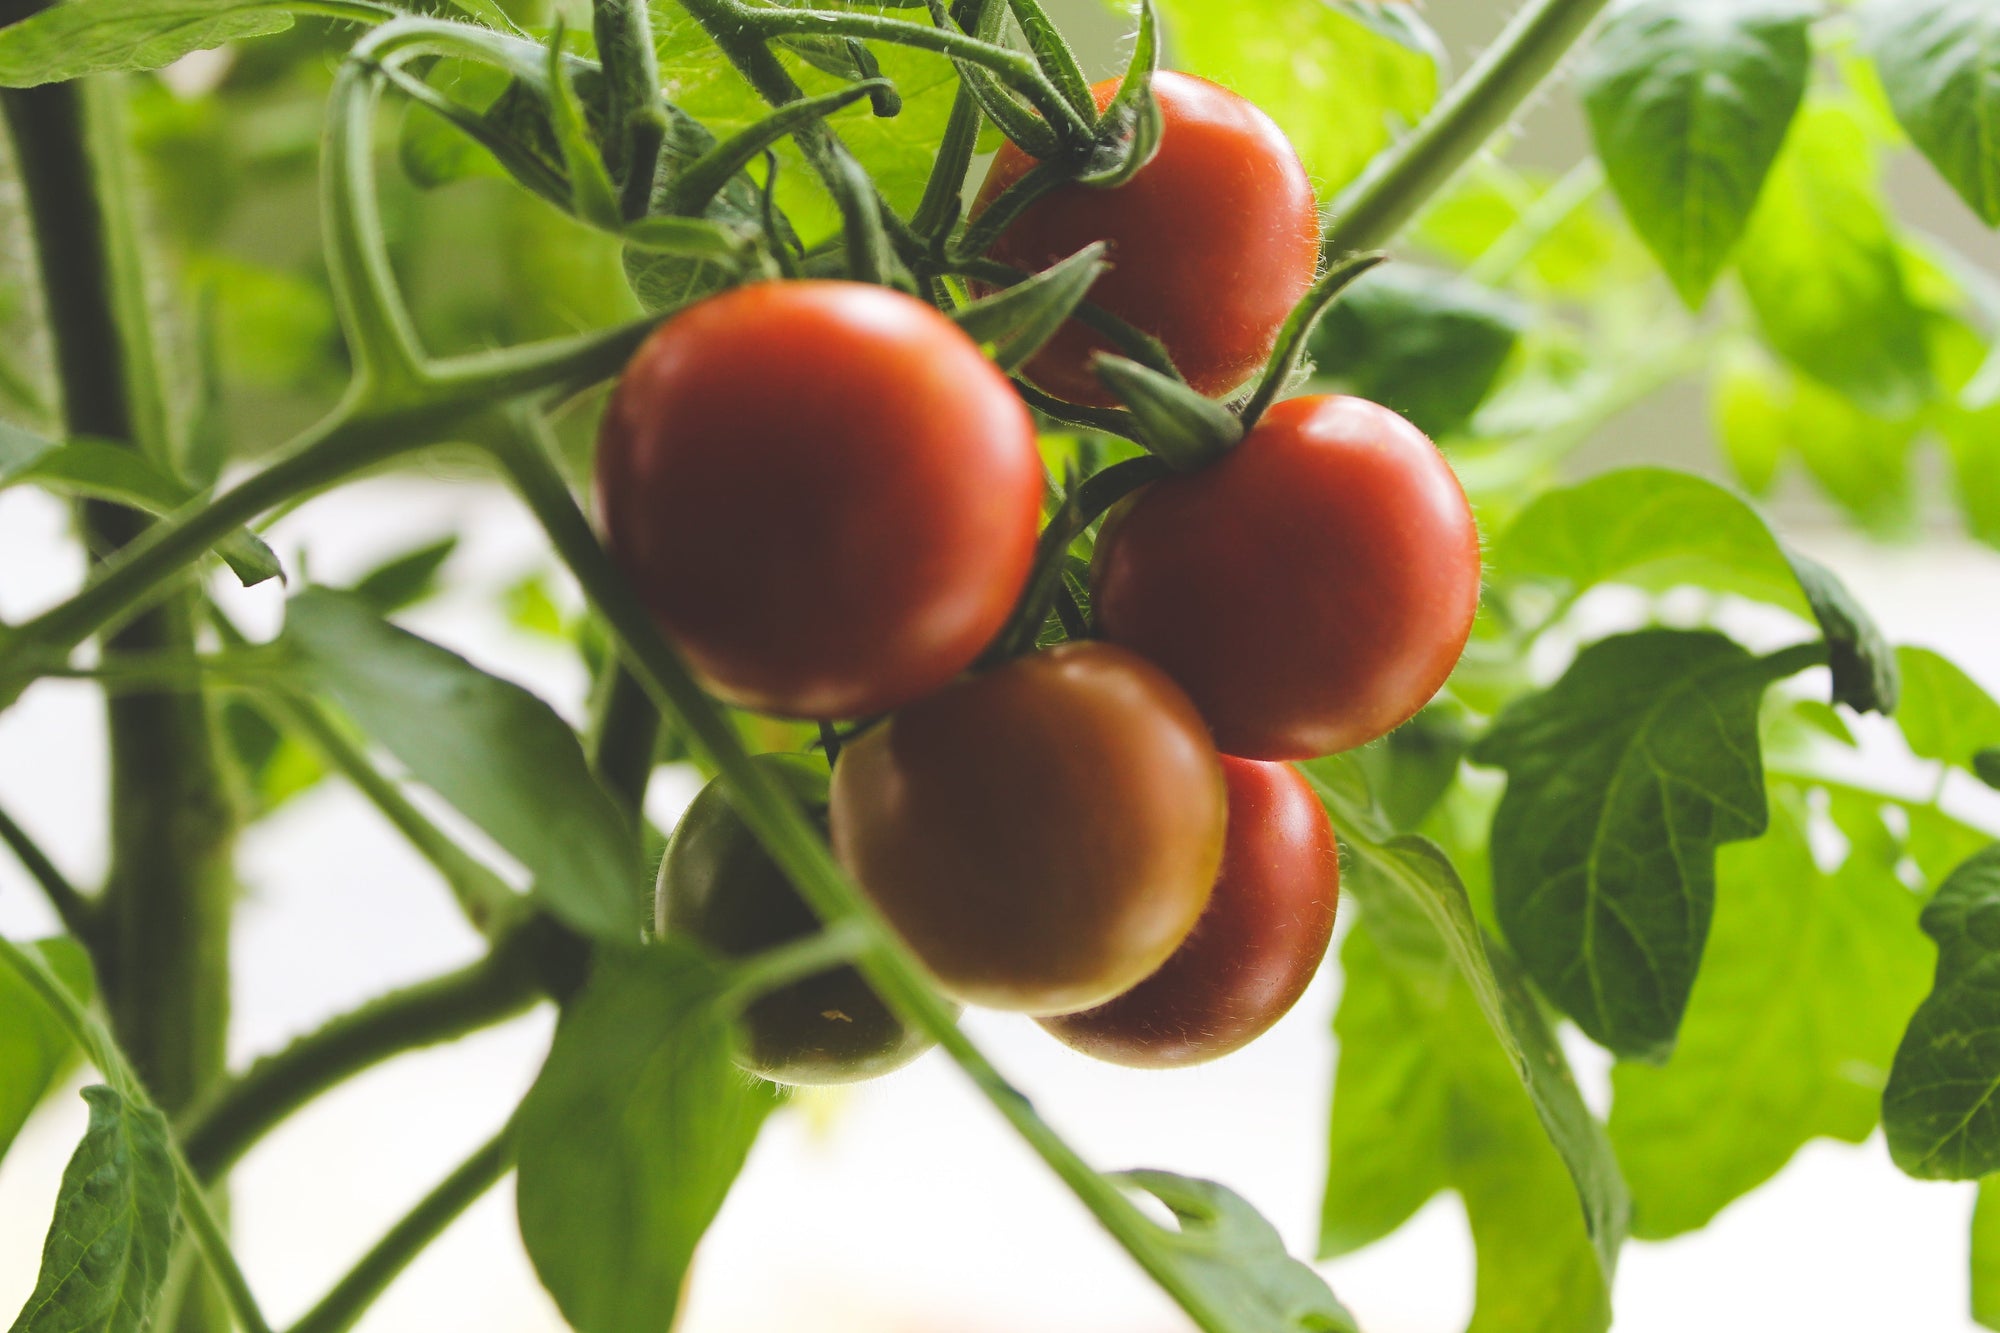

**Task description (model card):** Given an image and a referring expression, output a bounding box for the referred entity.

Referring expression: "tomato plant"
[829,641,1225,1015]
[972,69,1320,406]
[0,0,1998,1331]
[597,280,1041,720]
[1040,755,1340,1067]
[657,755,935,1083]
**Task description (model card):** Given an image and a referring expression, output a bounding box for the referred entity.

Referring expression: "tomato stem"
[176,926,547,1183]
[0,801,99,947]
[1326,0,1617,254]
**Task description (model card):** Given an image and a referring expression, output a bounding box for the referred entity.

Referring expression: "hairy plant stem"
[1325,0,1616,254]
[488,424,1267,1333]
[178,923,547,1183]
[2,60,239,1333]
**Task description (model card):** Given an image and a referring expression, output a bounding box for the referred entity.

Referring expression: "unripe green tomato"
[656,755,935,1085]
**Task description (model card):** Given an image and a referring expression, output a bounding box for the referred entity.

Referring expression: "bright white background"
[3,470,2000,1332]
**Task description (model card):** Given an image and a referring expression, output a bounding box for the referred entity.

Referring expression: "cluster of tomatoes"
[597,73,1482,1082]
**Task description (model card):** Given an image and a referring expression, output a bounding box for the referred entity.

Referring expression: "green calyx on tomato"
[829,641,1227,1016]
[1092,394,1482,761]
[972,70,1321,408]
[657,754,938,1085]
[596,280,1044,722]
[1040,757,1339,1068]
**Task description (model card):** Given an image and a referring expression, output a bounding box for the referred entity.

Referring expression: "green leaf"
[1883,842,2000,1178]
[1471,630,1792,1060]
[1736,98,1935,416]
[516,943,781,1333]
[1608,787,1930,1236]
[1322,919,1612,1333]
[1861,0,2000,227]
[1896,646,2000,772]
[1979,750,2000,791]
[1305,265,1527,439]
[1487,467,1900,714]
[1784,548,1899,715]
[1092,355,1242,470]
[344,536,459,615]
[1155,0,1439,196]
[1578,0,1813,307]
[951,243,1110,372]
[279,588,640,940]
[1939,397,2000,548]
[0,0,338,87]
[220,700,328,816]
[0,940,93,1165]
[1974,1176,2000,1330]
[1711,353,1919,535]
[1305,757,1630,1287]
[0,423,281,587]
[7,1086,178,1333]
[1116,1171,1359,1333]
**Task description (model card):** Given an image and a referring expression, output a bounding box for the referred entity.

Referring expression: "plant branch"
[0,802,97,944]
[177,926,546,1183]
[1325,0,1615,254]
[285,1122,516,1333]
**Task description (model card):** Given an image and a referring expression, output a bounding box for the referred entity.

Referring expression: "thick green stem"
[177,923,547,1183]
[1325,0,1615,254]
[284,1123,517,1333]
[487,426,1259,1333]
[3,61,240,1333]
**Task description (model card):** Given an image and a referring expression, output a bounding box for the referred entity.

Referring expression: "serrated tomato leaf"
[1471,630,1802,1060]
[1579,0,1813,307]
[1861,0,2000,228]
[1608,788,1930,1236]
[7,1086,177,1333]
[279,588,638,939]
[1487,467,1899,715]
[1116,1171,1359,1333]
[0,939,94,1165]
[516,943,781,1333]
[1883,843,2000,1179]
[1306,756,1629,1288]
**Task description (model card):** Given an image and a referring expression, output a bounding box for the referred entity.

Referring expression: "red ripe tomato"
[971,71,1320,407]
[595,281,1041,720]
[1040,757,1339,1067]
[829,642,1226,1015]
[1092,394,1481,760]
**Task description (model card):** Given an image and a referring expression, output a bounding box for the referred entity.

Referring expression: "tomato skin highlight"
[595,280,1042,720]
[1039,757,1338,1068]
[1091,394,1481,760]
[657,755,936,1085]
[829,642,1227,1015]
[972,71,1320,407]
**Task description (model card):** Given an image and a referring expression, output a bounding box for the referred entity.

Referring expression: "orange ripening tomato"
[971,71,1320,407]
[595,281,1042,720]
[829,642,1226,1015]
[1092,394,1481,760]
[1041,757,1339,1067]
